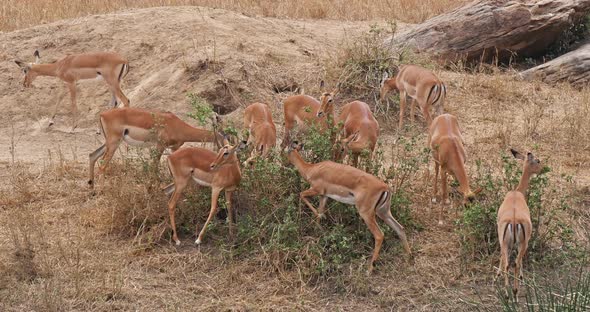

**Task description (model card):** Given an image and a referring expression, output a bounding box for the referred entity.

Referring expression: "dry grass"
[0,0,469,32]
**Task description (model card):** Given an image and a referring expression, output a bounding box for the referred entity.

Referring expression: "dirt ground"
[0,6,589,312]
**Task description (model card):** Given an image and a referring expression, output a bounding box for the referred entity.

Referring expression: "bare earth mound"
[0,6,371,163]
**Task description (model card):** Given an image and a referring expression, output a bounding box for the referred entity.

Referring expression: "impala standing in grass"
[428,114,480,224]
[15,50,130,131]
[163,137,246,246]
[286,141,411,273]
[496,149,543,300]
[242,102,277,166]
[380,64,446,130]
[324,100,379,168]
[281,82,339,148]
[89,108,223,187]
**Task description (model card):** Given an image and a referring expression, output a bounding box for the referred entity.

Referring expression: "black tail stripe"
[425,85,437,106]
[117,63,126,82]
[502,223,510,243]
[431,84,442,105]
[374,191,388,210]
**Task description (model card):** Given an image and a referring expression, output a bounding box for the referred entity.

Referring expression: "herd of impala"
[15,50,544,297]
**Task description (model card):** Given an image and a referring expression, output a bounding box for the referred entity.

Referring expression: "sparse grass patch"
[0,0,470,32]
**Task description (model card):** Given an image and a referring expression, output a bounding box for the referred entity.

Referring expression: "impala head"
[379,78,398,103]
[287,140,304,153]
[15,50,41,88]
[334,131,360,161]
[210,137,247,170]
[511,149,542,175]
[316,80,340,118]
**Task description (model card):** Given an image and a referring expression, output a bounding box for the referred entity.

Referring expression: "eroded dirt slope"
[0,6,373,163]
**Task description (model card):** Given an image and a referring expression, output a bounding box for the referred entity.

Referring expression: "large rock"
[392,0,590,63]
[520,43,590,86]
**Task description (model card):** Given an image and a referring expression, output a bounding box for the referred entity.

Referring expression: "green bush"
[497,266,590,311]
[458,151,577,264]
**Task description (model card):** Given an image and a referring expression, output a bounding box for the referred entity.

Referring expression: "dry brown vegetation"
[0,0,469,32]
[1,3,589,312]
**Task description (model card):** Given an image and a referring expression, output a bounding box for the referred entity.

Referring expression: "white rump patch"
[192,176,211,187]
[327,193,356,205]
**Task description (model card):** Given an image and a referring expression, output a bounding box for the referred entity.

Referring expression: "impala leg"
[67,82,78,132]
[225,190,235,238]
[513,235,528,299]
[376,205,411,257]
[196,187,222,245]
[106,75,130,108]
[398,91,407,130]
[439,167,448,225]
[502,246,510,294]
[360,210,384,275]
[49,85,67,127]
[300,187,322,218]
[422,104,433,128]
[243,148,258,167]
[410,98,417,124]
[167,178,188,245]
[316,196,329,221]
[152,145,165,171]
[432,162,439,204]
[97,138,122,177]
[88,144,107,187]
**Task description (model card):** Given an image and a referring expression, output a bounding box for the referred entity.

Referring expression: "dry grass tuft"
[0,0,469,32]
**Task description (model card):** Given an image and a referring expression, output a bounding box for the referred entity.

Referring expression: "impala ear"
[33,50,40,64]
[236,140,247,151]
[319,80,325,91]
[510,148,525,160]
[15,60,26,68]
[381,72,389,87]
[221,134,231,146]
[526,152,534,162]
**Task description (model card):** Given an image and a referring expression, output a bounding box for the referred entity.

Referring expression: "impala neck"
[31,63,58,77]
[516,169,533,194]
[454,161,472,197]
[178,125,216,143]
[288,149,312,179]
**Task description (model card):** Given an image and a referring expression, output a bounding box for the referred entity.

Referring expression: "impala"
[15,50,130,131]
[287,141,411,273]
[496,149,542,299]
[88,107,223,187]
[242,102,277,166]
[163,138,246,245]
[330,101,379,167]
[380,64,446,130]
[428,114,479,225]
[281,82,339,148]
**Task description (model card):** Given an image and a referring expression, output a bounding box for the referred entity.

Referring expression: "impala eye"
[328,99,333,103]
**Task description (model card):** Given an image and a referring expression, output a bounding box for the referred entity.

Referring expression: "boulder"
[392,0,590,63]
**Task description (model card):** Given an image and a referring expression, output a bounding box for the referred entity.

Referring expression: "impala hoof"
[438,220,443,226]
[431,197,437,204]
[444,199,451,205]
[175,240,181,246]
[195,238,202,245]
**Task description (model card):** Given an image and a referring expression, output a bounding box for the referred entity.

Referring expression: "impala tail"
[426,82,446,115]
[118,63,130,82]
